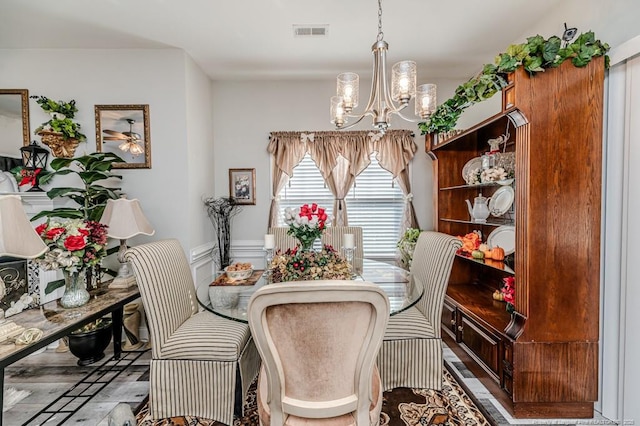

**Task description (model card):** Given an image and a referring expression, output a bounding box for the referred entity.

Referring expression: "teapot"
[465,193,491,223]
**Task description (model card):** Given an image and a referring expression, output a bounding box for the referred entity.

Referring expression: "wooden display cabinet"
[426,57,604,418]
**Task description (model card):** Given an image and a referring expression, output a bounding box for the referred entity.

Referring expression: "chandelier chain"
[377,0,384,42]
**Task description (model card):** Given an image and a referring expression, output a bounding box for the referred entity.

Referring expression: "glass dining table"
[195,259,421,323]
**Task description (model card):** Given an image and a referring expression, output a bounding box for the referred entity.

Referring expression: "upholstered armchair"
[321,225,364,273]
[124,239,260,424]
[248,280,389,425]
[378,231,461,391]
[267,226,299,252]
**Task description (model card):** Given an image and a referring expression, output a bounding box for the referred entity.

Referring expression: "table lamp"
[100,198,155,289]
[0,195,48,341]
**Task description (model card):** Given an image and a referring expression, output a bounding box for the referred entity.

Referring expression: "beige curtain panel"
[267,130,418,230]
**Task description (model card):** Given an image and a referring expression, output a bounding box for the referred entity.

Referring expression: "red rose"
[64,235,87,251]
[318,208,325,215]
[35,223,47,235]
[45,227,66,240]
[78,228,89,236]
[311,203,318,211]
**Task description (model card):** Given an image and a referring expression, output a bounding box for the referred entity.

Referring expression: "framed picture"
[95,104,151,169]
[229,168,256,205]
[0,258,28,313]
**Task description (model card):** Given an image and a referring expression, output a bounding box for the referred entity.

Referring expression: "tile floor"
[1,341,618,426]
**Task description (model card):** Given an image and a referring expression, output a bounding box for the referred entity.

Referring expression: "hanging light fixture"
[330,0,437,133]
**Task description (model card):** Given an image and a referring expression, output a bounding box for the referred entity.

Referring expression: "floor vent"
[293,25,329,37]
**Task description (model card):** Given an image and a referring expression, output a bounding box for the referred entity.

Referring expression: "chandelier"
[330,0,437,133]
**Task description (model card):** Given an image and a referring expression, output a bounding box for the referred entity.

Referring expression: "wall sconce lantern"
[20,141,49,192]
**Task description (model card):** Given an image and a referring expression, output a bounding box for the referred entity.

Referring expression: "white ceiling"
[0,0,566,80]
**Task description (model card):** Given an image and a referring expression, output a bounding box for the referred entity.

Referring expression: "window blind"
[278,153,403,259]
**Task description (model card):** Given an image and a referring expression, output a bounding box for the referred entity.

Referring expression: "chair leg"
[234,366,243,419]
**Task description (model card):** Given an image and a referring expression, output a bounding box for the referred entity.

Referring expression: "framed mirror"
[0,89,30,171]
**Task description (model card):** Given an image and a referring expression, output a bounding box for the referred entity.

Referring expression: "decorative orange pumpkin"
[492,246,505,261]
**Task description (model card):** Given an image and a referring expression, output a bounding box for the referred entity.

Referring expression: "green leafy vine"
[418,31,610,135]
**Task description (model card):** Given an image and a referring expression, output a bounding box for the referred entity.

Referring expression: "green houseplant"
[31,95,87,142]
[31,95,88,158]
[34,152,124,295]
[33,152,124,222]
[397,228,422,270]
[418,31,610,135]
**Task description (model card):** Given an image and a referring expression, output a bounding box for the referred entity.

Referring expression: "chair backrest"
[321,226,364,272]
[248,280,389,425]
[267,226,299,252]
[411,231,461,336]
[124,239,199,357]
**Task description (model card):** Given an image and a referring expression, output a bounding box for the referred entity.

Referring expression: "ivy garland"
[417,31,610,135]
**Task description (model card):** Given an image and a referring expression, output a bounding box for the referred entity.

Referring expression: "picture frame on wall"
[229,168,256,205]
[94,104,151,169]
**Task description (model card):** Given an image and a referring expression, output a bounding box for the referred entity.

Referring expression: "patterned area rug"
[136,369,490,425]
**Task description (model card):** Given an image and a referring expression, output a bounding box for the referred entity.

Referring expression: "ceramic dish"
[224,265,254,281]
[461,157,483,185]
[489,186,514,216]
[487,225,515,255]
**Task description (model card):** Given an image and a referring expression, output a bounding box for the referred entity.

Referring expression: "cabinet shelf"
[440,181,514,191]
[440,218,514,227]
[456,253,515,275]
[446,282,512,333]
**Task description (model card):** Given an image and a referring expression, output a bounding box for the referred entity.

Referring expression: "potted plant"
[68,317,113,366]
[33,152,124,290]
[397,228,422,270]
[34,152,124,222]
[31,95,88,158]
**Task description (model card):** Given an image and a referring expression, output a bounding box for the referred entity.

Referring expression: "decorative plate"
[487,225,515,255]
[461,157,483,185]
[489,186,514,217]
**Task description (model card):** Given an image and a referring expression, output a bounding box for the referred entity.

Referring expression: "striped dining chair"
[321,226,364,273]
[125,239,260,425]
[267,226,299,252]
[378,231,461,391]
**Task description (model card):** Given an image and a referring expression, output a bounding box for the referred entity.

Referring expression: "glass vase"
[60,269,90,308]
[297,237,318,252]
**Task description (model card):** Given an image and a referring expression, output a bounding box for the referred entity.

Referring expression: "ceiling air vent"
[293,25,329,37]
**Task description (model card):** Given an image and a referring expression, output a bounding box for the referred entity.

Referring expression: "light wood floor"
[3,341,150,426]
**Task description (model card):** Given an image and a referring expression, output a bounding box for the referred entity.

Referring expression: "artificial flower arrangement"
[269,245,351,283]
[35,219,108,273]
[501,277,515,313]
[284,203,329,250]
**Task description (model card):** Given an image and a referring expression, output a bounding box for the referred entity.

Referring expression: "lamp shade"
[100,198,155,240]
[0,195,48,258]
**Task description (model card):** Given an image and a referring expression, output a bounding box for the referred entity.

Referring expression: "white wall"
[211,77,499,240]
[0,48,209,256]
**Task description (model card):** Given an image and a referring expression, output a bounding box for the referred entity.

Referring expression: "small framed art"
[229,168,256,205]
[95,104,151,169]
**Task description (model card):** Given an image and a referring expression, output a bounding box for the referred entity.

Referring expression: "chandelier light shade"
[337,72,360,112]
[330,0,436,132]
[100,198,155,288]
[416,84,437,118]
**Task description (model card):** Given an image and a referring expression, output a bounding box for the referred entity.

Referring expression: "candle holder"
[263,247,275,280]
[342,246,356,277]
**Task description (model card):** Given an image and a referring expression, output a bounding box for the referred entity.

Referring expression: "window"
[278,153,404,260]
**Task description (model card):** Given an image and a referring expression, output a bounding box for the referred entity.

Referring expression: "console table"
[0,284,140,426]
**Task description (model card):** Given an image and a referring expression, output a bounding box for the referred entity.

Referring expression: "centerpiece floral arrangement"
[284,203,328,250]
[270,202,351,282]
[270,245,351,283]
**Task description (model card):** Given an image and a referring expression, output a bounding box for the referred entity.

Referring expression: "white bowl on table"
[224,265,253,281]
